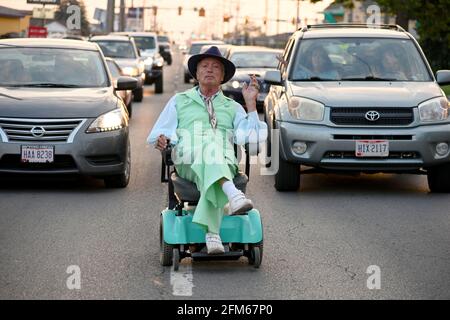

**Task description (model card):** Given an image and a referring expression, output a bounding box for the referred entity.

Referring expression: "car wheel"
[155,74,163,94]
[427,163,450,192]
[133,87,143,102]
[184,73,190,84]
[104,146,131,188]
[274,151,300,191]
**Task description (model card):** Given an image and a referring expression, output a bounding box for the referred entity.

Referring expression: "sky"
[1,0,334,40]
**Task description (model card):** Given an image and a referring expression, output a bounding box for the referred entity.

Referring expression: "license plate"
[21,145,54,163]
[355,140,389,157]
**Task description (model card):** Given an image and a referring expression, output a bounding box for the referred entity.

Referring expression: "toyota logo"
[365,111,381,121]
[31,126,45,137]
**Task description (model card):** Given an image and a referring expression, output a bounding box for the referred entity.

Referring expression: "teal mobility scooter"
[159,143,263,270]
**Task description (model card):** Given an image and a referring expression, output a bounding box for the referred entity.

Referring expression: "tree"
[54,0,90,36]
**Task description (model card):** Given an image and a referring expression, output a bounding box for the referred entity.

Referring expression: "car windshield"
[133,36,156,51]
[189,44,207,55]
[229,51,280,68]
[157,36,169,43]
[94,40,136,59]
[0,47,108,87]
[290,38,432,81]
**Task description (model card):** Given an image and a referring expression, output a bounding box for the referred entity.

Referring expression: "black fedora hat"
[188,46,236,84]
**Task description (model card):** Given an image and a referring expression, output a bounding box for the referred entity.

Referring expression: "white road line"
[170,264,194,296]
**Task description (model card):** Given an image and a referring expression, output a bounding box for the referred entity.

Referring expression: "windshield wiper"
[292,76,337,81]
[340,76,397,81]
[7,83,82,88]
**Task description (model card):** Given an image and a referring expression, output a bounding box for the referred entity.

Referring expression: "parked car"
[105,57,133,117]
[113,31,164,93]
[264,24,450,192]
[0,38,137,188]
[90,35,145,101]
[221,46,281,112]
[183,40,224,83]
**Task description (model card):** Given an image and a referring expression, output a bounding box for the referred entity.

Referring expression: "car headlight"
[144,57,153,66]
[231,80,241,89]
[288,97,324,121]
[122,67,140,77]
[86,109,128,133]
[154,56,164,67]
[418,97,449,122]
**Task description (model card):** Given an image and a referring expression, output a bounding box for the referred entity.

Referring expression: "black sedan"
[222,46,282,112]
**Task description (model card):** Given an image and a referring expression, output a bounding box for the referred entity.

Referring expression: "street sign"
[27,0,61,4]
[32,7,55,19]
[28,26,48,38]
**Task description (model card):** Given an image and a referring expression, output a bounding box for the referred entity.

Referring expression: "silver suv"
[264,24,450,192]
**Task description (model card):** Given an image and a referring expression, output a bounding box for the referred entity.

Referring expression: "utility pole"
[265,0,268,35]
[119,0,125,31]
[276,0,280,35]
[107,0,115,33]
[296,0,300,30]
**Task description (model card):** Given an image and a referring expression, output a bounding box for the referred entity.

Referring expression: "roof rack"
[300,23,406,32]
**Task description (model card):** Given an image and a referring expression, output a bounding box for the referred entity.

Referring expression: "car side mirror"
[264,70,282,85]
[436,70,450,86]
[115,76,138,91]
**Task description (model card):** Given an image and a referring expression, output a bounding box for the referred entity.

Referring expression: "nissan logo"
[365,111,381,122]
[31,126,45,137]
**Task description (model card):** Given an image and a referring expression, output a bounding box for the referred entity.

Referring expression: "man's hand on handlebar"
[155,134,170,151]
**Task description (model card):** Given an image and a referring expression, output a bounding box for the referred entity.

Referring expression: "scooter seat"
[171,171,248,203]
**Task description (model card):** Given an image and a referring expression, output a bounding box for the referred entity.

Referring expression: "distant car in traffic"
[113,31,164,93]
[222,46,282,111]
[0,38,137,188]
[183,40,225,83]
[157,35,172,65]
[200,44,232,57]
[105,57,133,117]
[159,42,172,65]
[90,35,145,101]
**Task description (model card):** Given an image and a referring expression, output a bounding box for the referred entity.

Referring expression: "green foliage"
[54,0,90,36]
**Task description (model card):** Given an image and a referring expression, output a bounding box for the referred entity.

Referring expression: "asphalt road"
[1,50,449,300]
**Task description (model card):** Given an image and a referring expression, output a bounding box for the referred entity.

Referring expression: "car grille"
[0,118,85,143]
[324,151,420,160]
[330,107,414,126]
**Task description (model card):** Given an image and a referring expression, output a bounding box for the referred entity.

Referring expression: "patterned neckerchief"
[197,87,221,130]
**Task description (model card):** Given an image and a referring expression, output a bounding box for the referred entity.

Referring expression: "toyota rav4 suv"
[264,24,450,192]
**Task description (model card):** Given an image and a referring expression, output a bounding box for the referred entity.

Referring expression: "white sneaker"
[205,233,225,254]
[229,191,253,215]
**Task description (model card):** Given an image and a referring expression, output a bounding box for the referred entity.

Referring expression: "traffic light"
[178,6,182,15]
[153,6,157,15]
[223,15,230,22]
[291,17,296,25]
[199,7,205,17]
[244,16,249,25]
[263,17,267,25]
